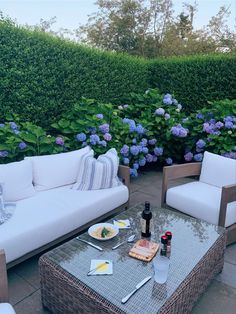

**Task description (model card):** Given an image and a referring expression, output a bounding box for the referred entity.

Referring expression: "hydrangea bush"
[0,91,235,178]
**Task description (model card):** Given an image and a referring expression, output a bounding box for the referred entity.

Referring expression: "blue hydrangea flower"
[194,153,203,162]
[132,138,137,144]
[222,152,236,159]
[148,139,157,145]
[171,124,188,137]
[142,147,149,154]
[90,134,100,145]
[76,133,86,142]
[13,129,20,135]
[224,116,233,123]
[0,123,5,128]
[166,157,173,165]
[196,139,206,149]
[123,158,129,165]
[96,114,103,119]
[130,145,140,156]
[152,155,158,162]
[123,104,129,108]
[103,133,112,141]
[164,113,170,120]
[184,152,193,162]
[163,94,172,105]
[55,137,64,146]
[155,108,165,116]
[136,124,145,134]
[196,113,204,119]
[140,138,147,147]
[154,147,163,156]
[146,154,153,163]
[99,123,109,134]
[99,140,107,147]
[120,145,129,156]
[215,121,224,129]
[87,126,97,134]
[0,150,8,157]
[133,162,139,170]
[18,142,27,150]
[130,168,138,177]
[139,157,146,167]
[225,121,234,129]
[123,118,136,132]
[9,122,18,130]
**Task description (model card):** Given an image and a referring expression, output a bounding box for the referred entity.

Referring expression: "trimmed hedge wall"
[0,23,236,128]
[149,54,236,112]
[0,23,149,128]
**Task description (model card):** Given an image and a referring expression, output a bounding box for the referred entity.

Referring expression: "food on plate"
[92,226,116,239]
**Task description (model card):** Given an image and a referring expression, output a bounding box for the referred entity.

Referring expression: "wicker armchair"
[161,153,236,245]
[0,250,16,313]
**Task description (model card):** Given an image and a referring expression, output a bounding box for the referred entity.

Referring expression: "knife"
[76,237,103,251]
[121,275,152,304]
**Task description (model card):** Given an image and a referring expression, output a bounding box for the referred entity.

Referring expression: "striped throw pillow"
[72,148,121,190]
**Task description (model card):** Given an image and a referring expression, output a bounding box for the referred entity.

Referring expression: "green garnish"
[101,227,110,238]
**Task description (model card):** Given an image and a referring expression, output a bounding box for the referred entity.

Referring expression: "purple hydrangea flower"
[96,113,103,119]
[90,134,100,145]
[103,133,112,141]
[140,138,147,146]
[194,153,203,162]
[99,123,109,134]
[76,133,86,142]
[224,116,233,122]
[133,162,139,170]
[0,150,8,157]
[149,139,157,145]
[184,152,193,162]
[222,152,236,159]
[99,140,107,147]
[0,123,5,128]
[166,157,173,165]
[9,122,18,130]
[55,137,64,146]
[130,145,140,156]
[196,113,204,119]
[139,157,146,167]
[142,147,149,154]
[164,113,170,120]
[18,142,27,150]
[130,168,138,177]
[154,147,163,156]
[123,158,129,165]
[215,121,224,129]
[136,124,145,134]
[225,121,234,129]
[146,154,153,163]
[203,122,214,134]
[171,124,188,137]
[120,145,129,156]
[196,139,206,149]
[155,108,165,116]
[152,155,158,162]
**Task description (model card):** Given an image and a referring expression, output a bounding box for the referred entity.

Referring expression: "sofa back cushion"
[72,148,121,190]
[200,151,236,188]
[25,146,91,191]
[0,160,35,201]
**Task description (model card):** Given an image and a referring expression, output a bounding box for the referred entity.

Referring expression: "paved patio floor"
[8,169,236,313]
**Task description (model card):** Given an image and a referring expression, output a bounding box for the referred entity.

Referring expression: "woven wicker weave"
[39,205,226,314]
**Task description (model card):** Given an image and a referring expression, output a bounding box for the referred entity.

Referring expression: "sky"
[0,0,235,33]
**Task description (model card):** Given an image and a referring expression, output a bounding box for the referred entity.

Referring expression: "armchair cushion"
[0,303,15,314]
[166,181,236,227]
[200,151,236,188]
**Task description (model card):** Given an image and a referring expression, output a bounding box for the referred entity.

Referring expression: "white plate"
[88,223,119,241]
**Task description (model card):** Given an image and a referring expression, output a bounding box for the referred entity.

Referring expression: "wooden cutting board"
[129,239,159,262]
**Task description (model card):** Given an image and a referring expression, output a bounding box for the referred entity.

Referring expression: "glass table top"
[45,204,225,313]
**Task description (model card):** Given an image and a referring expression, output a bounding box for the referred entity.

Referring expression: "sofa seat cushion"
[25,146,91,191]
[0,303,16,314]
[200,151,236,188]
[166,181,236,227]
[0,184,128,263]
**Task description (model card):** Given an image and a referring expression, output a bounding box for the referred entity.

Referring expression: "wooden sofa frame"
[161,162,236,245]
[0,249,8,302]
[6,165,130,269]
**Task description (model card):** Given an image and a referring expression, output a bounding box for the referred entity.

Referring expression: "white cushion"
[73,148,120,190]
[166,181,236,227]
[0,160,35,202]
[200,151,236,188]
[0,184,129,263]
[0,303,16,314]
[25,147,91,191]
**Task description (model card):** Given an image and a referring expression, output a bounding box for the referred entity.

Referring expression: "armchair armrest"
[0,249,9,302]
[118,165,130,192]
[161,162,202,207]
[218,184,236,227]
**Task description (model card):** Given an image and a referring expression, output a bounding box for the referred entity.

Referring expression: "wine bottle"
[141,201,152,238]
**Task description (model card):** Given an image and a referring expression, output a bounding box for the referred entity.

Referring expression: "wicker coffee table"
[39,204,226,314]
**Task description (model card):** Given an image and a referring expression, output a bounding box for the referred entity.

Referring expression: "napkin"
[88,259,113,276]
[113,219,130,229]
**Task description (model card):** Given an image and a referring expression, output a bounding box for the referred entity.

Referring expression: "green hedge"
[0,23,236,128]
[149,54,236,112]
[0,23,149,128]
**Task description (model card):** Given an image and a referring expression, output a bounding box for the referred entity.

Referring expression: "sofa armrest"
[0,249,9,302]
[161,162,202,207]
[218,184,236,227]
[118,165,130,192]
